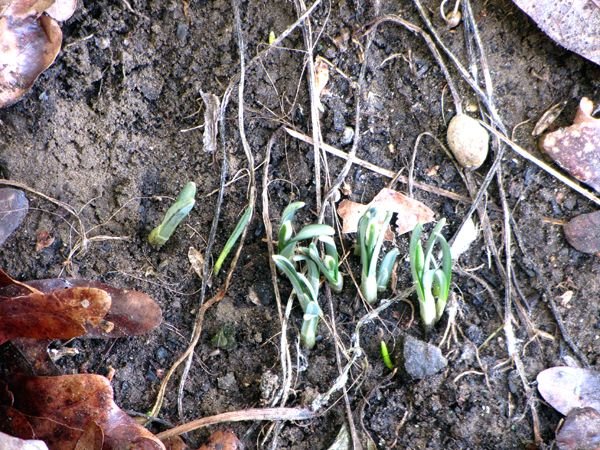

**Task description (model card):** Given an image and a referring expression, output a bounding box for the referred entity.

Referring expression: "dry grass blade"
[285,128,470,203]
[156,407,315,440]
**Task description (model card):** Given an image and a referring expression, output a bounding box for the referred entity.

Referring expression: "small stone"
[403,335,448,379]
[563,210,600,254]
[341,126,354,145]
[217,372,237,391]
[556,407,600,450]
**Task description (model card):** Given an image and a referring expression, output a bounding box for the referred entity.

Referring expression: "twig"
[285,128,470,203]
[156,407,315,440]
[295,0,323,213]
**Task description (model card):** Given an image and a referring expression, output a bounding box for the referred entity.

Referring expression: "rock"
[556,407,600,450]
[564,210,600,254]
[403,335,447,379]
[446,114,489,170]
[217,372,237,391]
[540,98,600,193]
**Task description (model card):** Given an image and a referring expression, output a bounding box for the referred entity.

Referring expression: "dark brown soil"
[1,0,599,448]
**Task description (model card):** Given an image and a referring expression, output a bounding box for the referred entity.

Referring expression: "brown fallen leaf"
[0,271,162,338]
[540,98,600,193]
[34,230,54,252]
[556,407,600,450]
[197,430,243,450]
[0,287,112,345]
[3,374,165,450]
[537,367,600,416]
[0,0,77,108]
[337,188,434,235]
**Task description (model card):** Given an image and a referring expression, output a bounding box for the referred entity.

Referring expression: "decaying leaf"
[537,367,600,416]
[314,56,330,102]
[34,230,54,252]
[0,431,48,450]
[563,210,600,254]
[556,407,600,450]
[532,100,568,137]
[200,90,220,154]
[450,217,479,259]
[0,188,28,246]
[0,0,77,108]
[337,188,434,235]
[1,374,165,450]
[197,430,243,450]
[0,287,112,345]
[512,0,600,65]
[0,271,162,338]
[540,97,600,193]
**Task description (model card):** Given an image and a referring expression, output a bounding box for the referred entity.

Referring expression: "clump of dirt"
[0,0,598,448]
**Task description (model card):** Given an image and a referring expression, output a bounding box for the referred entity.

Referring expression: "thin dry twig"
[285,128,470,203]
[156,407,315,440]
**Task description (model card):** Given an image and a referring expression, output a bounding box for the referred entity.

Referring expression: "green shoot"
[357,207,399,304]
[409,219,452,332]
[273,255,322,349]
[277,201,335,259]
[214,204,253,275]
[380,340,394,370]
[299,235,343,292]
[148,182,196,247]
[376,248,399,292]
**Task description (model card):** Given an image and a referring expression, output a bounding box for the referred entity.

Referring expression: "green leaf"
[292,224,335,243]
[278,201,305,253]
[377,248,399,292]
[301,301,321,349]
[273,255,316,311]
[214,204,253,275]
[148,182,197,247]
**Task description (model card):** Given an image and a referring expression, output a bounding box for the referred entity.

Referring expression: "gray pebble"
[403,335,448,379]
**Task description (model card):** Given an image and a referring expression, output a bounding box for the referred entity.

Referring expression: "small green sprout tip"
[409,219,453,332]
[380,340,394,370]
[214,204,253,275]
[268,30,276,45]
[148,182,196,248]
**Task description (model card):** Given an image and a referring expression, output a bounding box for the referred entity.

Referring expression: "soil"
[1,0,599,449]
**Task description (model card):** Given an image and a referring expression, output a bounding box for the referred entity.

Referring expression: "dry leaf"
[0,272,162,338]
[0,13,63,107]
[0,188,28,246]
[188,246,205,279]
[540,97,600,193]
[34,230,54,252]
[337,188,434,235]
[200,91,220,154]
[512,0,600,65]
[2,374,165,450]
[450,217,479,259]
[314,57,330,99]
[0,287,111,345]
[197,430,243,450]
[537,367,600,416]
